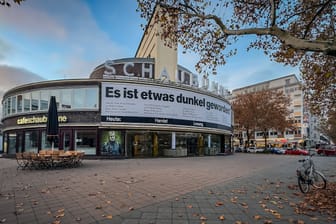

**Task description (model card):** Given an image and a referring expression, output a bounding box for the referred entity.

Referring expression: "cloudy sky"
[0,0,299,102]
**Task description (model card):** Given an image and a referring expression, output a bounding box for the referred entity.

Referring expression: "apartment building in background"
[229,74,320,148]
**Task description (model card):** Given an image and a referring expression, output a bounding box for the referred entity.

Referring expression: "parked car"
[234,146,243,153]
[285,148,309,155]
[317,145,336,156]
[271,147,286,154]
[247,147,264,153]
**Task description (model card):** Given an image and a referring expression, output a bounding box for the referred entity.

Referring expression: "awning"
[275,138,287,143]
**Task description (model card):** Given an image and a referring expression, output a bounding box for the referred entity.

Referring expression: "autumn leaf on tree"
[137,0,335,115]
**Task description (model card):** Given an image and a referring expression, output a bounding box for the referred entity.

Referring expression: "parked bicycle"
[296,154,327,193]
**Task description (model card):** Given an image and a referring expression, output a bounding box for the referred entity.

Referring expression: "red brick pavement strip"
[0,154,335,224]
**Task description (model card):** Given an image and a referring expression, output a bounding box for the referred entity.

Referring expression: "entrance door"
[127,132,153,158]
[61,131,72,151]
[187,137,198,156]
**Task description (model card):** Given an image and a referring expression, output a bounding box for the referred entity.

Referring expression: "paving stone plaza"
[0,154,335,224]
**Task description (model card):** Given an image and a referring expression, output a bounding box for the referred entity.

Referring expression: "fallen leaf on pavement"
[218,215,225,220]
[253,215,262,220]
[230,197,238,203]
[215,201,224,207]
[240,202,248,209]
[273,212,281,219]
[55,213,64,218]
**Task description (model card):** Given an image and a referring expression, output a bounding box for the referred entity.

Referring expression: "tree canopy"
[0,0,24,7]
[232,89,291,148]
[137,0,335,116]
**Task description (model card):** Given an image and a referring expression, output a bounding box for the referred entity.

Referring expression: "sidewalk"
[0,154,335,224]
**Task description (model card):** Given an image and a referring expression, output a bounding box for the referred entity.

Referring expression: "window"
[86,88,98,108]
[40,90,49,110]
[6,97,11,115]
[127,131,155,157]
[23,93,31,112]
[75,130,97,155]
[73,89,85,108]
[285,79,290,85]
[212,134,222,151]
[17,95,23,113]
[183,72,190,85]
[158,132,172,151]
[7,133,17,154]
[25,131,38,153]
[2,101,5,117]
[31,91,39,111]
[61,89,72,109]
[2,86,99,118]
[177,70,182,83]
[11,96,16,114]
[63,132,71,151]
[41,130,58,150]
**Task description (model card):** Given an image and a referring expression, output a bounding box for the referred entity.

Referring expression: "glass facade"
[2,86,99,117]
[2,126,229,157]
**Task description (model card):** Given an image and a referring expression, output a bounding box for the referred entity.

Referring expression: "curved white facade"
[1,58,232,158]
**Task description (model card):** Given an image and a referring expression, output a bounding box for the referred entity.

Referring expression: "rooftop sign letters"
[103,60,154,79]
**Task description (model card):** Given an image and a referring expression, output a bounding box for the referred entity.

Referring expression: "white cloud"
[0,2,67,40]
[0,0,133,80]
[0,38,13,61]
[0,65,45,119]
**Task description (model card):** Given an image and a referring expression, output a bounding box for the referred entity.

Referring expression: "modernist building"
[1,59,232,157]
[1,6,233,157]
[229,74,320,148]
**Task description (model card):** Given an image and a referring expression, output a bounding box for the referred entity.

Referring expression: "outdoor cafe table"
[16,151,84,170]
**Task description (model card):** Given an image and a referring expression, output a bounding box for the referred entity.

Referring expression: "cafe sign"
[17,115,68,125]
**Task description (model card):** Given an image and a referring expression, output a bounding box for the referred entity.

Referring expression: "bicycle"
[296,154,327,193]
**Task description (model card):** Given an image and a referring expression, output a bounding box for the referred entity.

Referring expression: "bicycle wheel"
[312,170,327,189]
[298,175,310,193]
